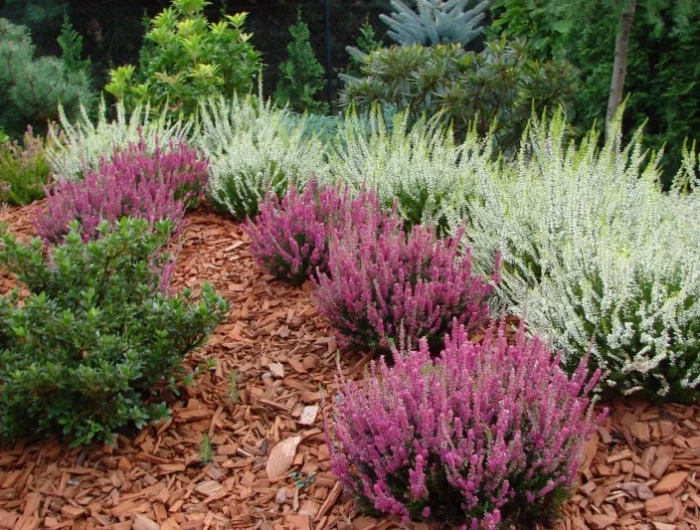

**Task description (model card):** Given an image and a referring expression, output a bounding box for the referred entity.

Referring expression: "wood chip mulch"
[0,204,698,530]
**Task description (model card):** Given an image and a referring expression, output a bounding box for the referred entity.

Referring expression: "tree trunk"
[606,0,637,134]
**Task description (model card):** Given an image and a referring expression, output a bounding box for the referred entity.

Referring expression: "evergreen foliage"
[0,128,52,206]
[57,12,91,74]
[274,9,328,114]
[341,39,576,149]
[380,0,490,46]
[0,17,95,137]
[0,218,229,446]
[491,0,699,181]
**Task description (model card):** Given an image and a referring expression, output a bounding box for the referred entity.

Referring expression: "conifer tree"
[274,9,328,114]
[380,0,490,46]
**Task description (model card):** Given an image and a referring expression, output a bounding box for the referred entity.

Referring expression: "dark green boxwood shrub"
[0,218,229,446]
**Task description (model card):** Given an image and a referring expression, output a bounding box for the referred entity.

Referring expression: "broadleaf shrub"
[0,127,51,206]
[35,139,208,244]
[105,0,261,116]
[243,182,382,285]
[314,216,496,353]
[328,321,605,527]
[0,218,229,446]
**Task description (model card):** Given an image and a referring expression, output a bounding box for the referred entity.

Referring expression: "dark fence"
[1,0,393,112]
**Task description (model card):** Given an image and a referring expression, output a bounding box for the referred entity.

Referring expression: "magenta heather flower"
[35,139,208,244]
[314,217,496,353]
[327,321,607,527]
[243,181,383,286]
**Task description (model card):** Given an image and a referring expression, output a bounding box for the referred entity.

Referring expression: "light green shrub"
[197,95,327,219]
[105,0,261,117]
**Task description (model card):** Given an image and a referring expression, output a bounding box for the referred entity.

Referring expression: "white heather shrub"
[326,107,486,231]
[197,95,327,219]
[457,111,700,399]
[47,99,193,180]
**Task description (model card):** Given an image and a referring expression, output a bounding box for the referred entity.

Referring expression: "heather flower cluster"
[35,139,208,244]
[314,217,496,353]
[243,181,383,285]
[328,321,606,528]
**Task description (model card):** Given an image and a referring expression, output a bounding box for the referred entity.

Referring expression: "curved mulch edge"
[0,204,698,530]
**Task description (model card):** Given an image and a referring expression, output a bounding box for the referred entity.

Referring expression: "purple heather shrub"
[35,139,208,244]
[243,181,383,286]
[327,321,606,528]
[314,218,497,353]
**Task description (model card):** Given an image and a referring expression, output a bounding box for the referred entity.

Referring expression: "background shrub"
[490,0,699,183]
[0,127,51,206]
[244,182,382,285]
[105,0,261,116]
[0,218,229,446]
[36,140,208,244]
[0,17,94,137]
[341,40,576,149]
[198,95,327,219]
[461,112,700,399]
[273,9,328,115]
[328,321,605,527]
[315,216,496,354]
[47,100,193,181]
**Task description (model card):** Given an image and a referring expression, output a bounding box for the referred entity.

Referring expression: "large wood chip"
[195,480,223,497]
[266,435,301,479]
[653,471,688,494]
[646,494,674,516]
[133,514,160,530]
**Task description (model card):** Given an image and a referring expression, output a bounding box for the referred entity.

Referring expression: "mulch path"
[0,204,698,530]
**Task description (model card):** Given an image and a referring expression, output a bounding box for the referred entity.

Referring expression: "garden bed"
[0,204,698,530]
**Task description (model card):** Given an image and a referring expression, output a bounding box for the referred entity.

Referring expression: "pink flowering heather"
[327,321,606,528]
[35,139,208,244]
[243,181,383,285]
[314,218,497,353]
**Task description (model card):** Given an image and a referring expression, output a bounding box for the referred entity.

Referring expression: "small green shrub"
[341,38,575,149]
[274,9,328,114]
[106,0,261,117]
[0,17,95,136]
[0,218,229,446]
[0,127,51,206]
